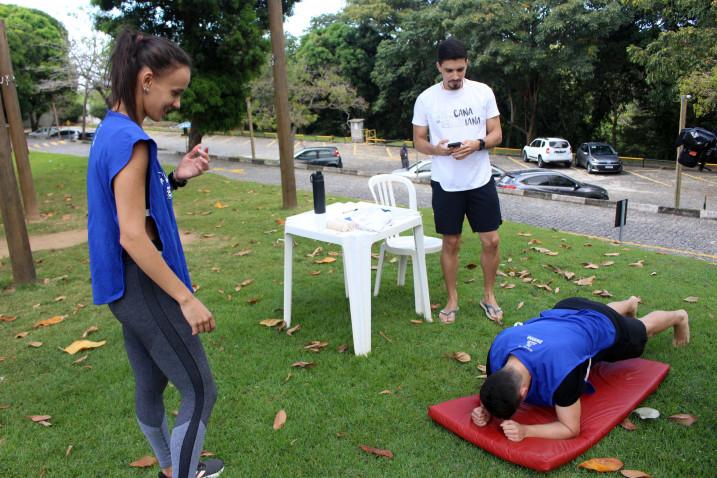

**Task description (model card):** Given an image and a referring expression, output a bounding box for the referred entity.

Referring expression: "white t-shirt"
[412,79,500,191]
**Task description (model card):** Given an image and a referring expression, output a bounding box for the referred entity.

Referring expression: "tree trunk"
[81,84,89,137]
[611,112,618,147]
[526,78,540,144]
[188,127,203,152]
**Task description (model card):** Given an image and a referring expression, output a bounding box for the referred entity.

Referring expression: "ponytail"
[109,29,192,124]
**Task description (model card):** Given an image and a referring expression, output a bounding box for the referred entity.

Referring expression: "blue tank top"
[488,308,616,406]
[87,110,192,304]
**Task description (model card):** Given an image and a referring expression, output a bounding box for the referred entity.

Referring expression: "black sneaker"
[196,458,224,478]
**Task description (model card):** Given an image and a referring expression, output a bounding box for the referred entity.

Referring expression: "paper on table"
[343,206,394,232]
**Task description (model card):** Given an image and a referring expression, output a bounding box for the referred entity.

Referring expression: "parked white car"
[391,160,506,181]
[522,137,572,168]
[28,126,58,138]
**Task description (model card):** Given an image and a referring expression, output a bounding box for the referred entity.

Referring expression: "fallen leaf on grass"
[592,289,613,298]
[601,261,615,267]
[578,457,623,472]
[273,409,287,430]
[527,239,542,245]
[430,303,441,311]
[379,390,393,395]
[683,296,699,303]
[286,324,301,336]
[337,344,349,353]
[275,218,286,225]
[531,246,558,256]
[633,407,660,419]
[0,404,11,410]
[359,445,394,459]
[574,276,595,286]
[33,316,65,328]
[309,271,321,276]
[620,417,637,430]
[233,248,252,257]
[621,470,652,478]
[246,297,260,305]
[259,318,283,327]
[500,282,516,289]
[668,413,697,426]
[629,260,645,268]
[240,278,254,287]
[304,341,329,352]
[65,445,73,457]
[15,331,29,339]
[129,456,157,468]
[517,301,524,310]
[28,415,52,422]
[583,263,599,269]
[534,283,553,293]
[451,352,471,363]
[81,326,98,338]
[73,355,88,365]
[63,340,107,355]
[409,319,423,325]
[379,331,393,343]
[28,341,43,348]
[291,361,316,368]
[214,201,228,209]
[476,364,487,373]
[314,257,336,264]
[517,232,532,237]
[0,314,17,322]
[466,263,478,270]
[307,246,323,257]
[200,450,216,457]
[604,252,620,257]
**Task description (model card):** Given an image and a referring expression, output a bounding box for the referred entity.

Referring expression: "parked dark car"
[496,169,609,200]
[293,146,343,168]
[575,142,622,173]
[78,131,95,141]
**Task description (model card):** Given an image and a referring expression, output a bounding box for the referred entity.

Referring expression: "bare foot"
[624,296,641,318]
[672,310,690,347]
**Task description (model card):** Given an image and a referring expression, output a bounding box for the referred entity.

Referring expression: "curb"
[176,151,717,222]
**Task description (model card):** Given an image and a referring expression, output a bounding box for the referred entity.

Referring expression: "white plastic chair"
[368,174,442,296]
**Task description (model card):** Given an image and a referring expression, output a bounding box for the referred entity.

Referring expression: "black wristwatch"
[168,171,187,190]
[478,139,486,151]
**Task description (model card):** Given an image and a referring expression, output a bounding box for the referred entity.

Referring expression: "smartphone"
[447,141,462,148]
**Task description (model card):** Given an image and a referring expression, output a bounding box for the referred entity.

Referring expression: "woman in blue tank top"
[87,29,223,478]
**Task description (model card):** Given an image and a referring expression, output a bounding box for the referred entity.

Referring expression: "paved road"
[27,134,717,261]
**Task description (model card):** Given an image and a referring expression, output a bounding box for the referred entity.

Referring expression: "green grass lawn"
[1,153,716,477]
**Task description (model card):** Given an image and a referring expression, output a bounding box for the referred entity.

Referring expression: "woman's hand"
[175,144,210,181]
[180,296,216,335]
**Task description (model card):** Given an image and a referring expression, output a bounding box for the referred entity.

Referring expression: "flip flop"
[479,300,503,323]
[439,308,459,324]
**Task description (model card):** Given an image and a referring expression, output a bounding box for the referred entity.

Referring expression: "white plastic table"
[283,201,432,356]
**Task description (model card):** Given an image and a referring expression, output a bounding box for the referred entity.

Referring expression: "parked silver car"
[575,142,622,173]
[391,160,505,180]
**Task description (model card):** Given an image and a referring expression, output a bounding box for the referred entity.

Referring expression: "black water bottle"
[310,171,326,214]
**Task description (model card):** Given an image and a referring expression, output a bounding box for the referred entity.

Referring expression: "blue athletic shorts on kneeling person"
[431,179,502,235]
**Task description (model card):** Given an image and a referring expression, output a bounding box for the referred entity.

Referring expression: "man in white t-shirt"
[412,37,503,324]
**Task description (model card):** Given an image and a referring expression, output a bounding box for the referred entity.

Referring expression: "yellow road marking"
[623,169,670,187]
[385,147,393,159]
[683,172,717,186]
[506,155,529,169]
[561,230,717,261]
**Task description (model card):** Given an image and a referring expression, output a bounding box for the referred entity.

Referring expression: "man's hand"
[450,139,481,160]
[433,139,453,156]
[471,405,491,427]
[175,144,210,181]
[500,420,526,442]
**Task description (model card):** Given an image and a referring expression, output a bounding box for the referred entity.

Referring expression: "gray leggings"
[109,257,217,478]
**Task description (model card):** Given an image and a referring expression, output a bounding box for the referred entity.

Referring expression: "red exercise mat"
[428,358,670,472]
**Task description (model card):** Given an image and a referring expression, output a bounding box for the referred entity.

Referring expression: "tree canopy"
[92,0,297,148]
[0,4,74,130]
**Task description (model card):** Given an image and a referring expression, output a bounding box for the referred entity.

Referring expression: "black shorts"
[554,297,647,362]
[431,179,502,235]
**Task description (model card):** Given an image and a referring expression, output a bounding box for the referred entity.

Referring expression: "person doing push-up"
[472,296,689,441]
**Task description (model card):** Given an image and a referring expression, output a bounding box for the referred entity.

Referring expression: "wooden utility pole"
[268,0,297,209]
[673,95,689,209]
[246,96,256,161]
[0,88,35,284]
[0,20,40,220]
